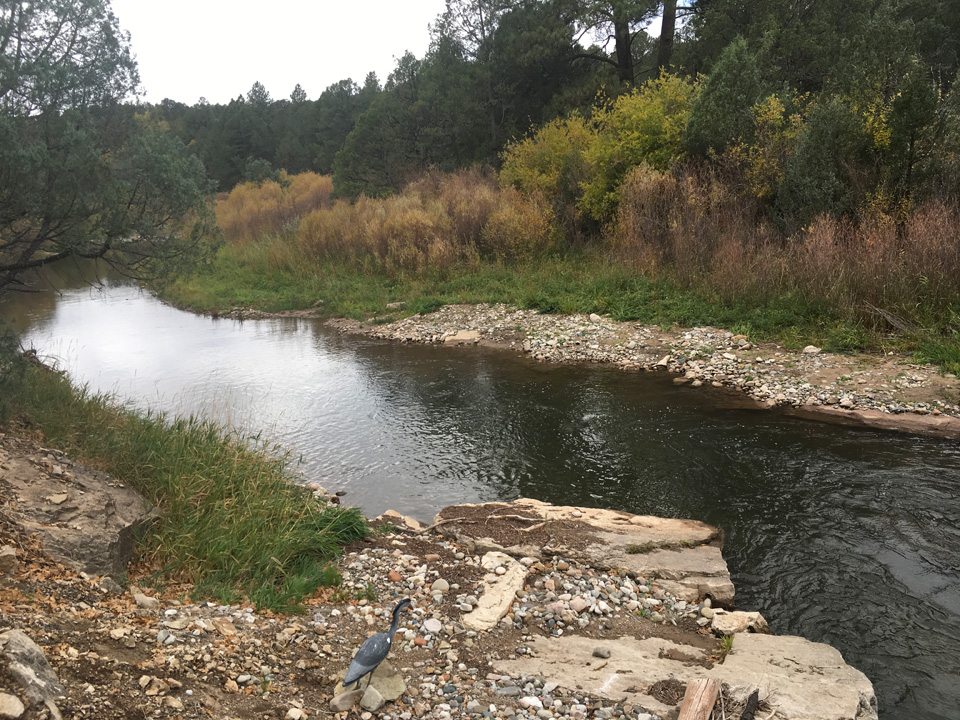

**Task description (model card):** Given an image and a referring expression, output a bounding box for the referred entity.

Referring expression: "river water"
[3,278,960,719]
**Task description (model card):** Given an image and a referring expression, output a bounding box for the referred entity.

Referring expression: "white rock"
[0,693,24,719]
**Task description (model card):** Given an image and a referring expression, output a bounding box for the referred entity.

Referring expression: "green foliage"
[685,37,764,157]
[0,327,26,422]
[777,97,874,228]
[579,74,697,221]
[5,365,368,610]
[0,0,217,295]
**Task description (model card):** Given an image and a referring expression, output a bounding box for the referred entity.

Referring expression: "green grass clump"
[4,362,368,611]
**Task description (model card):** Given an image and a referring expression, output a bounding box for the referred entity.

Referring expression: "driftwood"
[414,513,546,535]
[677,678,721,720]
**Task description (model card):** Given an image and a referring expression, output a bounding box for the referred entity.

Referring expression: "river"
[3,277,959,719]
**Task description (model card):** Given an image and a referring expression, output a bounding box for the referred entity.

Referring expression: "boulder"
[0,630,65,708]
[375,509,424,532]
[0,439,152,575]
[0,693,25,720]
[711,610,769,636]
[495,632,877,720]
[444,330,480,345]
[0,546,17,576]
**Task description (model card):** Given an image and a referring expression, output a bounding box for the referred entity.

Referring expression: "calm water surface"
[3,279,960,719]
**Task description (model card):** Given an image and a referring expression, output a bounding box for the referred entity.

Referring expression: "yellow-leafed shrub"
[216,172,333,245]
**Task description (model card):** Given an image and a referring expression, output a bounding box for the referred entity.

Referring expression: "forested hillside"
[161,0,960,371]
[148,0,958,214]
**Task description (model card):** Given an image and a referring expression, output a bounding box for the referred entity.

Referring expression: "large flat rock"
[0,435,151,576]
[495,632,877,720]
[433,498,734,605]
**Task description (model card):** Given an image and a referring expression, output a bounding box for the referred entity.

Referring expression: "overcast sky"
[109,0,449,105]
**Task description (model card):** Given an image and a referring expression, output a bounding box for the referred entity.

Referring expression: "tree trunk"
[613,13,634,86]
[656,0,677,77]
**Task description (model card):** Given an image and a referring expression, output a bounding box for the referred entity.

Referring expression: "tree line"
[3,0,958,295]
[147,0,958,210]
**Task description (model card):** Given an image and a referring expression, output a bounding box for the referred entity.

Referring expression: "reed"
[3,362,368,610]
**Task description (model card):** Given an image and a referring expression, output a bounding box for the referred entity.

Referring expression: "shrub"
[216,172,333,245]
[580,75,698,222]
[500,113,596,230]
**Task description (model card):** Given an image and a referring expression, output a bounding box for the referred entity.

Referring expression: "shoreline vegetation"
[0,344,368,611]
[166,168,960,377]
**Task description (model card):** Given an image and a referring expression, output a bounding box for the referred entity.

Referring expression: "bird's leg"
[365,672,374,691]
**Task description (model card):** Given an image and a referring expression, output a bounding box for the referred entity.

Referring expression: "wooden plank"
[677,678,722,720]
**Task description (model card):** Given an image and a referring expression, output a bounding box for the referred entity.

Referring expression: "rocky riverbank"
[322,303,960,439]
[0,429,877,720]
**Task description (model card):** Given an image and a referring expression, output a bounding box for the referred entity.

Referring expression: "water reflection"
[4,279,960,719]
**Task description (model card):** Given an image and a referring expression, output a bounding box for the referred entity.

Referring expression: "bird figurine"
[343,597,412,691]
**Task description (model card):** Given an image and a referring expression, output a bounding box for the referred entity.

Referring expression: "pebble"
[356,305,960,423]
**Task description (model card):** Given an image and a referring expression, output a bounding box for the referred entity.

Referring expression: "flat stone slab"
[462,552,527,631]
[433,498,734,605]
[0,435,151,576]
[496,633,877,720]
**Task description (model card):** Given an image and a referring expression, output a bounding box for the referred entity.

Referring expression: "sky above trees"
[109,0,448,104]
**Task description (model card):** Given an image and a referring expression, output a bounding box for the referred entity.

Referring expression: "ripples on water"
[4,281,960,719]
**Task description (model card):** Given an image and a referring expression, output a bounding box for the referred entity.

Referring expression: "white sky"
[109,0,449,105]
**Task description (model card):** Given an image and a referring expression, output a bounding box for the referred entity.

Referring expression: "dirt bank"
[0,429,876,720]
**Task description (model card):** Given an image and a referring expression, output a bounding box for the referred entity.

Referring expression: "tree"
[290,83,308,104]
[685,37,763,157]
[0,0,217,294]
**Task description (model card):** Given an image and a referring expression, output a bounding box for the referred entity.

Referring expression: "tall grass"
[170,167,960,373]
[283,168,552,276]
[4,363,368,610]
[216,172,333,246]
[612,166,960,337]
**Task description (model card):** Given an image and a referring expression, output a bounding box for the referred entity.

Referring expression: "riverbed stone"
[495,632,877,720]
[0,630,65,707]
[433,498,734,605]
[0,693,24,719]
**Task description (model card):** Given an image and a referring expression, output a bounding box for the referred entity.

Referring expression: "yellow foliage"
[725,93,807,203]
[499,114,596,212]
[579,74,698,222]
[290,170,547,276]
[216,172,333,246]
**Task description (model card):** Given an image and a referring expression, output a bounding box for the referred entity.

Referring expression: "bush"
[216,172,333,245]
[500,113,595,232]
[580,75,698,222]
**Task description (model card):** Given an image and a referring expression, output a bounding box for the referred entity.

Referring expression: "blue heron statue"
[343,597,412,690]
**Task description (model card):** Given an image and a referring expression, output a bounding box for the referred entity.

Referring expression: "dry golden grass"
[216,172,333,246]
[291,169,550,276]
[612,165,960,323]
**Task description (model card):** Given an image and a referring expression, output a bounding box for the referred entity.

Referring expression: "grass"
[164,169,960,375]
[165,242,960,372]
[2,355,369,611]
[717,634,735,663]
